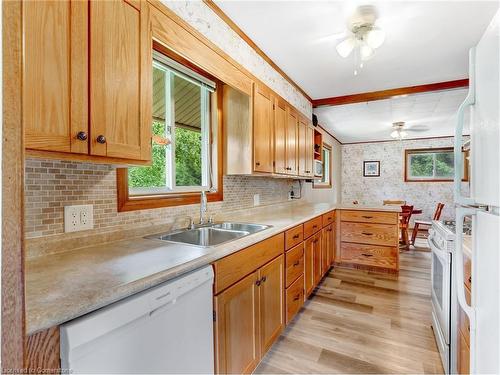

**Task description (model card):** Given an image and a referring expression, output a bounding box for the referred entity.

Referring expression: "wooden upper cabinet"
[286,107,298,175]
[253,83,274,173]
[306,124,315,177]
[259,255,284,353]
[274,97,287,175]
[215,271,261,374]
[90,0,152,161]
[23,0,88,154]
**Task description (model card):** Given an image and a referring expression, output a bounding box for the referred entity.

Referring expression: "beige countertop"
[25,202,400,335]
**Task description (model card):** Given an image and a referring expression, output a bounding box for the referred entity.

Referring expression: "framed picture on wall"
[363,161,380,177]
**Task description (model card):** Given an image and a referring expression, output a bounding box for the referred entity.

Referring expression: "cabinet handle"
[293,234,300,239]
[468,276,472,284]
[362,216,373,219]
[362,232,373,236]
[261,276,267,283]
[255,279,261,286]
[255,161,260,166]
[76,131,88,141]
[96,135,106,144]
[361,253,373,257]
[313,225,317,229]
[293,260,300,267]
[293,294,301,301]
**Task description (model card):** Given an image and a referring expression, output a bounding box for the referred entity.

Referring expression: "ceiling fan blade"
[314,31,348,44]
[406,125,430,132]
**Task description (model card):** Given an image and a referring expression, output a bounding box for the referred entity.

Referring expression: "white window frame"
[405,148,467,182]
[129,56,215,196]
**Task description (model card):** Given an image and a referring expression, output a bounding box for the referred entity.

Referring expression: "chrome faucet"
[199,190,208,225]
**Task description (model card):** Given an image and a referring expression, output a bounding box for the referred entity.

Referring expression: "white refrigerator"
[453,9,500,374]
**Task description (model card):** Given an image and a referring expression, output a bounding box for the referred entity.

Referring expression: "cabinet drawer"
[286,274,304,324]
[464,254,472,291]
[285,224,303,250]
[214,234,284,294]
[459,285,471,346]
[341,222,398,246]
[285,243,304,287]
[304,216,322,238]
[340,210,398,225]
[340,242,398,270]
[322,211,335,227]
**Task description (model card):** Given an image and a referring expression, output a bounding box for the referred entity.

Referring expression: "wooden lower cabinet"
[214,255,284,374]
[304,231,322,297]
[286,275,304,323]
[259,256,285,353]
[458,330,470,374]
[214,271,261,374]
[322,224,334,275]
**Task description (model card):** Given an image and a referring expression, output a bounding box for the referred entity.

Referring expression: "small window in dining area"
[405,147,468,182]
[314,143,332,188]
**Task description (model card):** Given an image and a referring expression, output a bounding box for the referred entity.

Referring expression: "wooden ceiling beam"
[312,79,469,108]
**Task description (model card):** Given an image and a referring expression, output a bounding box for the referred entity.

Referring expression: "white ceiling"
[214,1,498,99]
[314,88,468,143]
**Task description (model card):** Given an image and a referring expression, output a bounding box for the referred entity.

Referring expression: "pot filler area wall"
[341,137,469,223]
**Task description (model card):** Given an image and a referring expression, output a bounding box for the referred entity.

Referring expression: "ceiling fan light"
[399,130,408,138]
[390,130,399,138]
[360,44,374,60]
[336,37,355,58]
[366,28,385,49]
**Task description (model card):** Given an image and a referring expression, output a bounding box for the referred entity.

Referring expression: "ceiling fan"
[391,122,429,140]
[335,5,386,75]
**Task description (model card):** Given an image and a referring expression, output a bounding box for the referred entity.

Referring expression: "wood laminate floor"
[256,242,444,374]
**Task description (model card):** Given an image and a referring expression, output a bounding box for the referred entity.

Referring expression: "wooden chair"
[400,205,414,249]
[411,203,445,245]
[383,199,406,206]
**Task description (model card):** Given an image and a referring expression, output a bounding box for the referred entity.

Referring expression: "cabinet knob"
[255,161,260,166]
[293,294,300,301]
[293,260,300,267]
[96,135,106,144]
[255,279,261,286]
[261,276,267,283]
[76,131,88,141]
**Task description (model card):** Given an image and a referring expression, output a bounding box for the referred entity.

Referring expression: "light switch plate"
[64,204,94,232]
[253,194,260,206]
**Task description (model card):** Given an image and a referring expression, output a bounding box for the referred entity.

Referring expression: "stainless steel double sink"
[146,222,271,247]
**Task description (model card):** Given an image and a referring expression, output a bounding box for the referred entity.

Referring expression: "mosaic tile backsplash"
[341,137,469,223]
[25,158,294,239]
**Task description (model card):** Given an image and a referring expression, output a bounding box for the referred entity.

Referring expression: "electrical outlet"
[64,204,93,232]
[253,194,260,206]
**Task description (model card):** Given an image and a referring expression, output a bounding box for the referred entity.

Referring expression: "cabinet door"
[297,120,307,176]
[323,224,334,270]
[259,255,284,353]
[253,83,274,173]
[286,107,298,175]
[274,98,287,174]
[90,0,152,161]
[23,0,88,154]
[215,271,260,374]
[313,231,323,286]
[306,125,315,177]
[304,236,315,297]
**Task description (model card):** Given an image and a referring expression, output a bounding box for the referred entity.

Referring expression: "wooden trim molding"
[312,79,469,107]
[2,0,26,369]
[202,0,312,103]
[404,147,469,182]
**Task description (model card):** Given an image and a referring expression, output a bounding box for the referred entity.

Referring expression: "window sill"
[117,169,223,212]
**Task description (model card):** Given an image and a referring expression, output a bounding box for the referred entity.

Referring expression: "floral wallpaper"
[341,137,470,223]
[161,1,312,118]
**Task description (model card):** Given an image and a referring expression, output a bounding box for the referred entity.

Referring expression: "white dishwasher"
[60,266,214,374]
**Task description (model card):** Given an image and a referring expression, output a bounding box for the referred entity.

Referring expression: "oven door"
[429,233,452,343]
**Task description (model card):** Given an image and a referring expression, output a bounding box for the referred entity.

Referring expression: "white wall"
[340,137,468,222]
[303,128,342,204]
[161,1,312,118]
